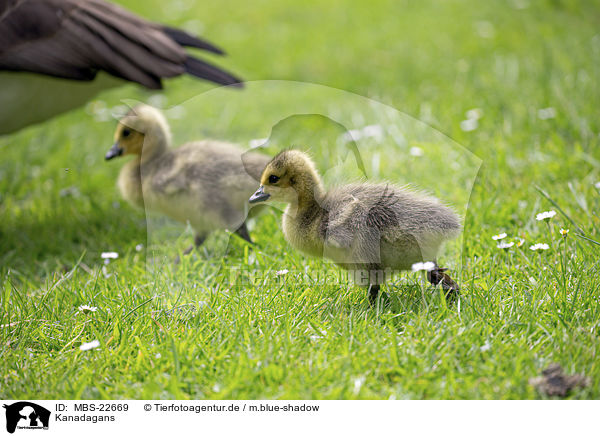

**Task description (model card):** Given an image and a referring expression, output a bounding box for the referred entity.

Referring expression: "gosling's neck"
[286,177,325,219]
[138,127,170,164]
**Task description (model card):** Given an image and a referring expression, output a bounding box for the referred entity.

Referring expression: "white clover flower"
[79,340,100,351]
[492,232,507,240]
[497,241,514,249]
[536,210,556,221]
[530,243,550,251]
[135,244,144,252]
[537,107,556,120]
[78,305,98,314]
[595,182,600,190]
[411,261,436,272]
[275,269,289,276]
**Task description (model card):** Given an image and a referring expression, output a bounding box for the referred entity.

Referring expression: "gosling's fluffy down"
[107,104,269,249]
[249,150,461,301]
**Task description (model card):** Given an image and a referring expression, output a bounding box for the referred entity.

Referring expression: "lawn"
[1,0,599,399]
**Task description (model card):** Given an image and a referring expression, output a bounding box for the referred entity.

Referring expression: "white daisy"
[411,261,436,272]
[497,241,514,249]
[537,107,556,120]
[460,118,478,132]
[79,340,100,351]
[78,305,98,314]
[530,243,550,251]
[492,232,507,240]
[560,228,569,237]
[516,238,525,248]
[249,138,268,148]
[466,108,483,120]
[536,210,556,221]
[409,146,424,157]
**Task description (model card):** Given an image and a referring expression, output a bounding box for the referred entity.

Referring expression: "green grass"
[1,0,600,399]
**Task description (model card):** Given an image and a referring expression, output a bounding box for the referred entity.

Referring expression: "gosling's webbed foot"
[427,266,460,299]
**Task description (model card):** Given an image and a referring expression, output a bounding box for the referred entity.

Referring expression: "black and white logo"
[3,402,50,434]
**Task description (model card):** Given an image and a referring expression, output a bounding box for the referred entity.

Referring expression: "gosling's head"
[105,104,171,161]
[249,150,322,205]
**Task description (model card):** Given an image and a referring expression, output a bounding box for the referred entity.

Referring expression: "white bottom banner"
[0,400,596,435]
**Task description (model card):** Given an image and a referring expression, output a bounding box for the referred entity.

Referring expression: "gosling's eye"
[268,175,280,184]
[122,129,131,138]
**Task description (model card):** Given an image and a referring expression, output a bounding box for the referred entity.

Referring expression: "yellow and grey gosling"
[249,149,461,303]
[106,104,269,253]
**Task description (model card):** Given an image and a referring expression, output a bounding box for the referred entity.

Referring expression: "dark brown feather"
[0,0,243,88]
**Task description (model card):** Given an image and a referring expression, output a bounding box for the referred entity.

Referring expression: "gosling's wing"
[321,194,366,249]
[0,0,243,89]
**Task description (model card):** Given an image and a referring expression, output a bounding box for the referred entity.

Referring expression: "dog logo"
[3,402,50,433]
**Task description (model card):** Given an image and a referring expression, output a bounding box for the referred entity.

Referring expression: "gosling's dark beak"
[249,185,270,204]
[105,142,123,160]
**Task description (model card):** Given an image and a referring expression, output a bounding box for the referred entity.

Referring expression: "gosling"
[106,104,269,254]
[249,150,462,303]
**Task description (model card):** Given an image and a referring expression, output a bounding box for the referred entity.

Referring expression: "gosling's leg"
[175,233,207,263]
[234,221,253,244]
[427,265,460,298]
[368,284,380,305]
[183,234,207,255]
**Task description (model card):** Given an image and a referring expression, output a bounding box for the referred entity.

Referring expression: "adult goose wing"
[0,0,243,89]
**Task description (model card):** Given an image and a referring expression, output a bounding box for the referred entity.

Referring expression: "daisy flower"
[78,305,98,314]
[530,243,550,251]
[101,251,119,265]
[460,118,478,132]
[79,340,100,351]
[536,210,556,221]
[409,146,424,157]
[516,238,525,248]
[537,107,556,120]
[492,232,507,240]
[411,261,436,272]
[559,228,569,238]
[497,241,514,249]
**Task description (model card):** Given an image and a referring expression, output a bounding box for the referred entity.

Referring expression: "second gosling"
[249,150,462,303]
[106,104,269,253]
